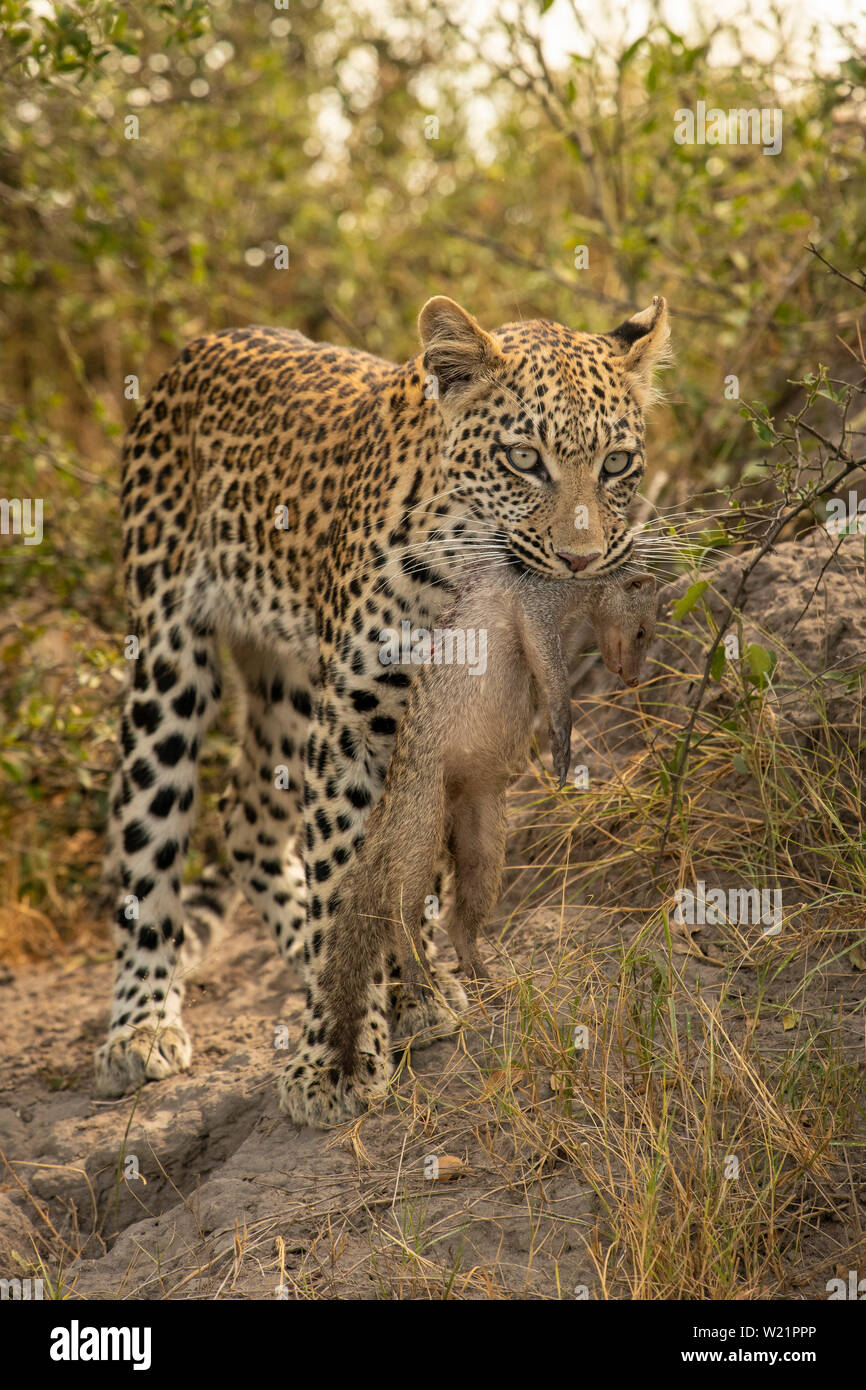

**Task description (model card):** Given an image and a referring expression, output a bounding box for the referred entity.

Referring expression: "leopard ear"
[418,297,501,398]
[607,296,670,390]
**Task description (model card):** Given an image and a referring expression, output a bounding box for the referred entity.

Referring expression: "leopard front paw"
[94,1023,192,1097]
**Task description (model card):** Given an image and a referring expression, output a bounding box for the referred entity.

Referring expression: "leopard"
[322,565,659,1100]
[94,291,671,1126]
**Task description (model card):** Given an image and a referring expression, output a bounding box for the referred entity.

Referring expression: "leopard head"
[418,294,670,579]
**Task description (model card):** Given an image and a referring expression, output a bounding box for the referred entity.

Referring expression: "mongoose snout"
[596,572,657,687]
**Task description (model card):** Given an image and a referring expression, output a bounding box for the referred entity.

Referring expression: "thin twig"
[806,242,866,294]
[787,527,851,634]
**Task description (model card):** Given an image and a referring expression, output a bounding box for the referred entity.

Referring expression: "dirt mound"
[652,531,863,736]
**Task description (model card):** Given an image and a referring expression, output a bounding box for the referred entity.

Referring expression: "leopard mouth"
[591,533,636,577]
[505,545,616,579]
[504,534,635,578]
[503,545,562,576]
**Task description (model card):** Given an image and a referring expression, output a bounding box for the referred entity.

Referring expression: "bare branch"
[807,242,866,294]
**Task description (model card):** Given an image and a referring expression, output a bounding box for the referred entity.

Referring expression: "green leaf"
[710,645,727,682]
[744,643,777,686]
[698,527,728,548]
[619,35,646,68]
[672,580,709,620]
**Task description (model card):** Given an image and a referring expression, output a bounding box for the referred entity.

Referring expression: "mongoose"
[322,566,658,1074]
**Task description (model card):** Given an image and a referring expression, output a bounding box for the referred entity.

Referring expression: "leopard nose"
[556,550,602,573]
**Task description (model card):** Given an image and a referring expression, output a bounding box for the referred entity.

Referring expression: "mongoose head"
[594,573,658,686]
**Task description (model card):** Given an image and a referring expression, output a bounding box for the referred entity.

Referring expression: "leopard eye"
[603,451,633,477]
[506,445,541,471]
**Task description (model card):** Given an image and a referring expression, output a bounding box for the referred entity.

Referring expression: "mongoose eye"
[636,627,646,640]
[602,451,633,477]
[506,445,541,471]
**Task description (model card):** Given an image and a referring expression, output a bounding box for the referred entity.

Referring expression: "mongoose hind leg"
[446,787,508,981]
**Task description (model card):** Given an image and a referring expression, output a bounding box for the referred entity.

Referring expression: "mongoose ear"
[418,296,502,398]
[606,297,670,389]
[627,572,656,590]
